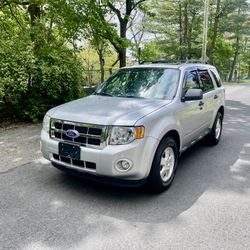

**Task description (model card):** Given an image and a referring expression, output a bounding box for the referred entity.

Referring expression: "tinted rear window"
[211,69,222,87]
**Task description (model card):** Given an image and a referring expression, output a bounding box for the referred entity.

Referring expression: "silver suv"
[41,61,225,192]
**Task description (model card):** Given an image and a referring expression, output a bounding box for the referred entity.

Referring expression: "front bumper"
[52,163,147,187]
[41,129,159,181]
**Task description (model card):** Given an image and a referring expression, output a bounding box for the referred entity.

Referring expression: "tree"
[144,0,204,60]
[224,0,250,81]
[102,0,146,67]
[207,0,235,63]
[138,0,250,79]
[80,45,118,85]
[0,0,86,121]
[129,8,146,63]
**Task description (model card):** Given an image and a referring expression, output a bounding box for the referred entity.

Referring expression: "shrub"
[0,36,84,122]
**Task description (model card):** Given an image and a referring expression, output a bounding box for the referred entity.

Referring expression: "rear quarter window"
[210,69,222,87]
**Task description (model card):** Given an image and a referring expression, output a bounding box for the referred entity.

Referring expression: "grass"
[223,79,250,85]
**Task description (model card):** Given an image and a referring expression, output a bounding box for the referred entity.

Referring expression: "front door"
[178,70,207,147]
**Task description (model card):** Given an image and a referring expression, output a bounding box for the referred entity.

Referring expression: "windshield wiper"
[117,95,145,99]
[94,92,113,97]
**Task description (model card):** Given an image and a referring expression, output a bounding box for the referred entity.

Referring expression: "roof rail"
[139,59,208,65]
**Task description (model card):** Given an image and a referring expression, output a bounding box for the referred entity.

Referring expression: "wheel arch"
[146,129,181,191]
[159,129,181,154]
[218,105,224,118]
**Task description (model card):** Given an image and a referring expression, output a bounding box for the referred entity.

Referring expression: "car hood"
[48,95,172,126]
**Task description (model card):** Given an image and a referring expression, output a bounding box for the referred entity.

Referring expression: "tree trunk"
[229,36,240,81]
[97,46,105,83]
[90,65,93,85]
[228,8,241,81]
[118,50,126,68]
[248,65,250,79]
[28,3,41,51]
[28,4,40,26]
[209,0,221,63]
[178,3,183,59]
[183,1,188,58]
[187,13,196,59]
[119,20,128,67]
[106,0,142,68]
[109,58,119,75]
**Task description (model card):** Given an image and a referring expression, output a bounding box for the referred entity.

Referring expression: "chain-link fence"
[83,69,119,86]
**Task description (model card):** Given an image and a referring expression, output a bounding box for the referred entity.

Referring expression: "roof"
[124,61,215,70]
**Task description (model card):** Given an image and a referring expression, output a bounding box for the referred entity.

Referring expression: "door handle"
[199,101,204,106]
[214,95,218,99]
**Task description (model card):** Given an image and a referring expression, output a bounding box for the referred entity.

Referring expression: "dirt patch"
[0,121,32,131]
[0,123,44,172]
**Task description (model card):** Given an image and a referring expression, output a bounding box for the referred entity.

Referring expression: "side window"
[211,70,222,87]
[184,71,200,92]
[198,70,214,92]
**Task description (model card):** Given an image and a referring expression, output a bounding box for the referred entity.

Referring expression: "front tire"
[146,136,179,193]
[206,112,223,146]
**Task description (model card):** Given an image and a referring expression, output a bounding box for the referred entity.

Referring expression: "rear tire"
[146,136,179,193]
[206,112,223,146]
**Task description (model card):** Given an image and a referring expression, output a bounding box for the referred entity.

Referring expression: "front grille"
[53,154,96,170]
[50,119,108,148]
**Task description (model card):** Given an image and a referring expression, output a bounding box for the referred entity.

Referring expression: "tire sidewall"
[213,112,223,143]
[148,137,179,191]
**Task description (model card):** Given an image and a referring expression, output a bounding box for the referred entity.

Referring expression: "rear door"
[210,68,225,124]
[197,69,216,129]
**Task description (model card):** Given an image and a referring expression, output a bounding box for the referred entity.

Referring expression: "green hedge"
[0,37,84,122]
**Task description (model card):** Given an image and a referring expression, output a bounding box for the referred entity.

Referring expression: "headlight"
[109,126,144,145]
[42,114,51,133]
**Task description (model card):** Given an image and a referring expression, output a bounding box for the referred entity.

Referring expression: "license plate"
[59,142,80,160]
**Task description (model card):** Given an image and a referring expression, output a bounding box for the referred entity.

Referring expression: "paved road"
[0,123,42,172]
[1,84,250,250]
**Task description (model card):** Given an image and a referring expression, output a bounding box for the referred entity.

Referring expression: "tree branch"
[0,0,29,10]
[0,0,9,9]
[111,57,119,67]
[126,8,138,29]
[107,1,123,21]
[132,0,146,10]
[5,0,24,29]
[13,0,29,5]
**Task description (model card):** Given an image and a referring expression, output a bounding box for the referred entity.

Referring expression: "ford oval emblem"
[66,129,80,139]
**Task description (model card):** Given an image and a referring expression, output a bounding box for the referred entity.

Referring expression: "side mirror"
[183,89,203,101]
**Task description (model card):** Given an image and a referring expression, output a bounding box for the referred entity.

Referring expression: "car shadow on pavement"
[1,99,250,250]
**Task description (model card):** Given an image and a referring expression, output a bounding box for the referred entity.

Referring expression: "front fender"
[136,109,183,151]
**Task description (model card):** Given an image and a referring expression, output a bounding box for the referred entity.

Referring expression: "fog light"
[115,159,133,172]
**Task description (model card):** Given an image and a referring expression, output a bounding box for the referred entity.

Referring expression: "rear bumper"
[41,129,159,181]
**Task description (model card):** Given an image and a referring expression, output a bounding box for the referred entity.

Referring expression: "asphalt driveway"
[0,84,250,250]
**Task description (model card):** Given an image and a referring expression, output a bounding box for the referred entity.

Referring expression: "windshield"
[96,68,180,100]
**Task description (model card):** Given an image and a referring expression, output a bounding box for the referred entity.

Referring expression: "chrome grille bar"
[50,119,109,149]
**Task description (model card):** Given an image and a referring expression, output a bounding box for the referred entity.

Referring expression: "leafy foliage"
[0,0,250,123]
[140,0,250,80]
[80,46,118,85]
[0,0,146,122]
[0,1,84,122]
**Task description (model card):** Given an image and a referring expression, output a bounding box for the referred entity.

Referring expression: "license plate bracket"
[59,142,80,160]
